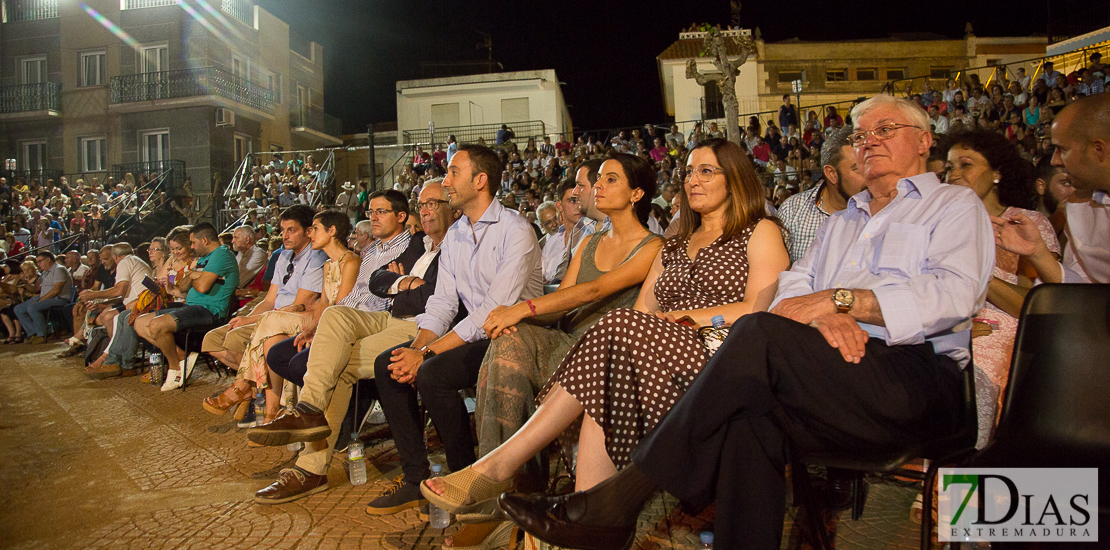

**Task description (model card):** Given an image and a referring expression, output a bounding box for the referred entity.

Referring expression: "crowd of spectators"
[1,52,1107,550]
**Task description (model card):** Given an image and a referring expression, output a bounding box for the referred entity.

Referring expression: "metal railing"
[877,50,1101,99]
[0,169,63,186]
[2,0,58,22]
[701,97,725,120]
[220,0,252,27]
[291,107,342,138]
[0,82,61,114]
[121,0,177,9]
[402,120,547,147]
[374,144,415,191]
[109,160,186,192]
[111,66,275,114]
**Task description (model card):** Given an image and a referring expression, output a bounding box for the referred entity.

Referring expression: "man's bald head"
[1051,93,1110,193]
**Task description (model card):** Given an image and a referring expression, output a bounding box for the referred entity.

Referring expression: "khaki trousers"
[200,322,257,354]
[295,306,418,475]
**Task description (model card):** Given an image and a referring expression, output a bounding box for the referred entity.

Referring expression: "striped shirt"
[777,183,832,264]
[339,230,412,312]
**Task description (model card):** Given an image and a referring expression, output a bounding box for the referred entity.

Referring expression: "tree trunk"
[722,86,741,146]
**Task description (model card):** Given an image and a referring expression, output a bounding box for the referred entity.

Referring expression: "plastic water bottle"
[253,391,265,428]
[699,531,714,550]
[698,315,730,356]
[428,464,451,528]
[347,434,366,486]
[149,352,164,386]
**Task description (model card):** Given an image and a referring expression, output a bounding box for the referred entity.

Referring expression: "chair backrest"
[994,284,1110,459]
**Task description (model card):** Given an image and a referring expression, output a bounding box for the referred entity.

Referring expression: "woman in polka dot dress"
[423,139,791,511]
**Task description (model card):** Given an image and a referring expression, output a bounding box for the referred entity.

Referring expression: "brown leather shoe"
[254,467,328,505]
[85,362,122,380]
[498,491,635,550]
[247,403,331,446]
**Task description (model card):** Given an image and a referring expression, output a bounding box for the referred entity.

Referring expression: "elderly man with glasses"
[497,94,997,550]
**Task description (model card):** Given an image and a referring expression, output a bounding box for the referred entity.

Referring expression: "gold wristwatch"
[833,289,855,314]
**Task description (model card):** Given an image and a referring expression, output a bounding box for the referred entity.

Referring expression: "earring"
[994,177,1000,183]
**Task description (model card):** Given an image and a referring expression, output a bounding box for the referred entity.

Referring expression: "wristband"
[526,299,537,317]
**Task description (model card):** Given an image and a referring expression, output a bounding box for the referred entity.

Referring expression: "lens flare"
[81,3,138,49]
[176,0,231,47]
[195,0,245,41]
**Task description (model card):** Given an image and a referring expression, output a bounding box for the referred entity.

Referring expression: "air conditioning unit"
[216,108,235,127]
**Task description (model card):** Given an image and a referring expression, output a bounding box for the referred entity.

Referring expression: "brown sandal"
[203,384,254,417]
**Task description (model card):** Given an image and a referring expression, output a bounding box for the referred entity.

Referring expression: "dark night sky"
[256,0,1054,134]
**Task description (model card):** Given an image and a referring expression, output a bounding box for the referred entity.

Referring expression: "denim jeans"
[14,296,69,337]
[106,310,141,369]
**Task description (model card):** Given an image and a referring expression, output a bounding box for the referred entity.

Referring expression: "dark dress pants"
[374,339,490,483]
[632,312,963,550]
[266,335,308,386]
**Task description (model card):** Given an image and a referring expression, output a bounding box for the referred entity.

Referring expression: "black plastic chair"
[963,284,1110,518]
[793,351,979,550]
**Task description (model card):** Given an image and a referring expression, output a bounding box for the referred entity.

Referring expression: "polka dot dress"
[538,223,757,469]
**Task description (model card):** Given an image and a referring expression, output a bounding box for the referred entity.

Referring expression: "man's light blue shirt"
[271,243,327,309]
[417,200,543,342]
[771,173,995,367]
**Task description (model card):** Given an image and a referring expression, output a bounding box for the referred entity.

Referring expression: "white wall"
[665,57,760,136]
[396,70,570,142]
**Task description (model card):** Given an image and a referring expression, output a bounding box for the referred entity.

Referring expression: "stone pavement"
[0,341,934,549]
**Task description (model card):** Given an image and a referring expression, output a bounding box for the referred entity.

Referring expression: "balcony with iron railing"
[291,107,342,141]
[122,0,253,28]
[0,82,61,117]
[1,0,58,22]
[111,66,274,114]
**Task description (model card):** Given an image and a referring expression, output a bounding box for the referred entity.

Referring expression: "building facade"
[395,69,572,146]
[658,29,1047,134]
[0,0,340,207]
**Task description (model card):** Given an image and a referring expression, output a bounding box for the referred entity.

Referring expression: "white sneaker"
[160,370,183,391]
[183,352,199,380]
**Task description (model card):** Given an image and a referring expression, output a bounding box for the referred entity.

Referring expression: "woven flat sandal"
[420,466,515,514]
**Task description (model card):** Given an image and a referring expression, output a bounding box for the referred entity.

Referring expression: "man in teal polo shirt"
[135,222,239,390]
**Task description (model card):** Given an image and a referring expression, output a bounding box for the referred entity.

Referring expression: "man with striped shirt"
[778,127,868,263]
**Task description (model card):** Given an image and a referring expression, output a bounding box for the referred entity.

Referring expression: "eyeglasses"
[282,259,295,285]
[684,165,725,183]
[850,123,921,147]
[417,199,448,212]
[367,208,396,217]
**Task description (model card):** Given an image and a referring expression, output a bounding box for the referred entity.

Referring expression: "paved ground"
[0,341,932,549]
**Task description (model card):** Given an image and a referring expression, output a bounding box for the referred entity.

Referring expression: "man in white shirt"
[540,182,582,283]
[77,243,154,371]
[233,226,267,288]
[335,182,360,224]
[995,93,1110,284]
[928,104,949,135]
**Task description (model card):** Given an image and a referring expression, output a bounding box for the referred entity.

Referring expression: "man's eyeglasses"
[684,165,725,183]
[367,208,396,217]
[417,199,449,212]
[850,123,921,147]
